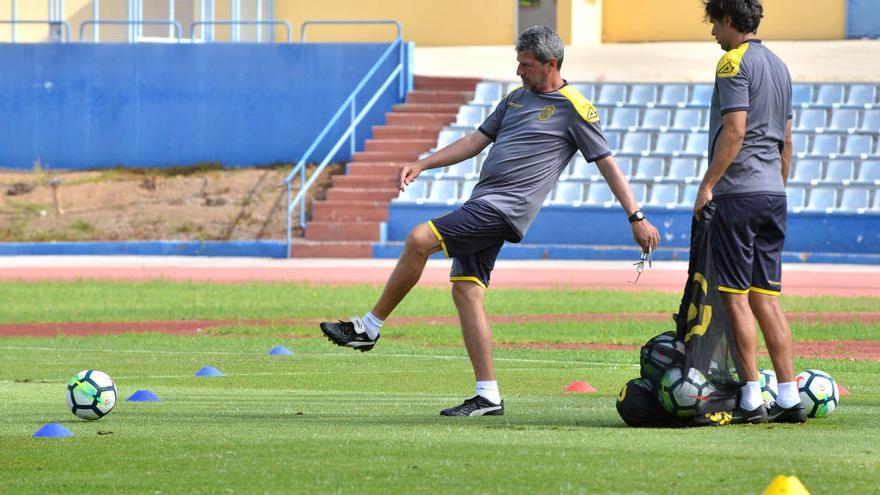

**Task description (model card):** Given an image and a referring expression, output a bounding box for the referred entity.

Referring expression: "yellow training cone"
[762,475,811,495]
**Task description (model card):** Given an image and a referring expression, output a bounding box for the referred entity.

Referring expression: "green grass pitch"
[0,281,878,494]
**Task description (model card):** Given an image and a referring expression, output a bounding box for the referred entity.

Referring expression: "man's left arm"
[695,110,747,215]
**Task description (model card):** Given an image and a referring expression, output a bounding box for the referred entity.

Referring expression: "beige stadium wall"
[275,0,517,45]
[601,0,846,42]
[0,0,92,42]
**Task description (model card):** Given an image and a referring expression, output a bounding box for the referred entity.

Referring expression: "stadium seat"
[791,133,809,155]
[829,108,859,132]
[604,131,621,151]
[504,82,521,96]
[552,182,583,205]
[570,83,594,100]
[472,82,503,105]
[629,84,657,105]
[659,84,687,107]
[585,183,615,205]
[689,84,713,107]
[857,160,880,183]
[459,180,477,202]
[797,109,826,131]
[792,160,823,183]
[441,158,476,179]
[667,158,698,180]
[684,133,708,155]
[567,155,592,179]
[654,133,684,155]
[839,188,870,211]
[805,186,837,210]
[394,181,427,202]
[608,107,640,130]
[436,129,466,149]
[843,135,873,157]
[786,186,806,209]
[629,183,648,203]
[815,84,845,106]
[671,109,703,130]
[635,158,664,180]
[597,106,611,123]
[455,105,485,127]
[641,109,671,130]
[682,184,699,205]
[846,84,877,106]
[698,158,709,176]
[426,179,458,203]
[792,84,813,107]
[824,159,855,182]
[861,109,880,132]
[874,191,880,211]
[809,135,841,156]
[620,132,651,154]
[598,84,627,104]
[615,156,634,176]
[647,184,679,206]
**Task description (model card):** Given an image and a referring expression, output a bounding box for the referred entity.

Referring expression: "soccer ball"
[659,366,716,417]
[66,370,117,420]
[640,331,685,385]
[759,368,779,407]
[797,369,839,418]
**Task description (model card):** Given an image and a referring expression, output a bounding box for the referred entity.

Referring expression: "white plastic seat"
[829,109,859,132]
[815,84,845,106]
[620,132,651,154]
[792,85,813,107]
[689,85,713,107]
[394,181,427,202]
[648,184,678,205]
[824,160,855,182]
[608,108,639,130]
[809,135,841,156]
[472,82,502,105]
[797,109,826,131]
[786,186,806,209]
[846,84,877,106]
[585,183,614,205]
[840,188,870,211]
[628,84,657,105]
[426,179,458,203]
[655,133,685,154]
[659,85,687,106]
[668,158,698,180]
[459,180,477,202]
[861,109,880,132]
[792,160,823,182]
[684,133,708,155]
[598,84,627,104]
[436,129,466,149]
[641,109,671,130]
[857,160,880,182]
[635,158,664,180]
[672,109,703,130]
[552,182,583,205]
[455,106,485,127]
[843,135,872,157]
[805,187,837,210]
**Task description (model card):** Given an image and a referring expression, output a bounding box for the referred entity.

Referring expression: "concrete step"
[385,112,457,126]
[392,103,463,114]
[414,75,482,92]
[347,163,405,176]
[364,138,435,153]
[332,174,399,188]
[351,150,422,162]
[372,125,444,139]
[305,221,382,241]
[312,201,389,222]
[290,241,374,258]
[407,90,472,104]
[326,187,399,201]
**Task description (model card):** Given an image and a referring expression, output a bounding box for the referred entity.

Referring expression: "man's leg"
[749,291,794,383]
[371,223,442,320]
[451,281,495,382]
[721,292,759,382]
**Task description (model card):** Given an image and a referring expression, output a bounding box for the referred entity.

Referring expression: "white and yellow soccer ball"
[66,370,117,420]
[659,367,716,417]
[796,369,839,418]
[759,368,779,407]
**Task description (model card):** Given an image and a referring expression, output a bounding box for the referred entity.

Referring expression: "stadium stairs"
[290,75,480,258]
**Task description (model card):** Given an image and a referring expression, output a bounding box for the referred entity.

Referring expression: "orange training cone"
[564,381,597,393]
[761,475,811,495]
[838,384,850,396]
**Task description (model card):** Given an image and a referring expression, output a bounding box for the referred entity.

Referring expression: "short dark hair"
[704,0,764,34]
[516,26,564,70]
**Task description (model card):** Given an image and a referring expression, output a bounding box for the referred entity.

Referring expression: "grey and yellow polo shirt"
[709,39,792,198]
[473,83,611,237]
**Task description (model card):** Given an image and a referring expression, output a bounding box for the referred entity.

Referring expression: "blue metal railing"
[285,20,408,257]
[190,20,293,43]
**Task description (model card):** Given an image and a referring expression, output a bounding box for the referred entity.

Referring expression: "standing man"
[321,26,660,416]
[695,0,805,423]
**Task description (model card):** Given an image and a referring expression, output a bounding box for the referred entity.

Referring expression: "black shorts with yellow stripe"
[711,193,786,296]
[428,200,521,289]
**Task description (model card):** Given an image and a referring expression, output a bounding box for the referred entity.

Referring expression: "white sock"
[362,312,383,340]
[476,380,501,404]
[777,381,801,408]
[740,381,763,411]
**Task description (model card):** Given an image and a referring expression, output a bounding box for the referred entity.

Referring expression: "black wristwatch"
[628,210,646,223]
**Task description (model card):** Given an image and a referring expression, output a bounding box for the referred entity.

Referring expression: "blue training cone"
[127,389,161,402]
[195,366,224,377]
[268,346,294,356]
[33,423,75,438]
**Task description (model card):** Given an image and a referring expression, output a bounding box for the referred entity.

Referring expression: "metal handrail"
[79,20,182,43]
[190,20,293,43]
[0,20,71,42]
[300,20,402,43]
[285,24,407,257]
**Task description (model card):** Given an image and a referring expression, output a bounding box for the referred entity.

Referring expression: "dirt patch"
[0,164,341,242]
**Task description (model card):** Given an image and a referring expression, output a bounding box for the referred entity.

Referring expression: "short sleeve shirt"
[472,84,611,237]
[709,40,792,198]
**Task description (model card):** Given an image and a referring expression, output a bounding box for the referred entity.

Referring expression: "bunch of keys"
[630,246,653,285]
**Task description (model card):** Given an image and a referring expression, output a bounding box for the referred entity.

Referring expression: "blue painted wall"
[0,43,408,170]
[847,0,880,38]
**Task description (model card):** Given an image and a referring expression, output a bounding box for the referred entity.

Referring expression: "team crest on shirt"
[538,105,556,121]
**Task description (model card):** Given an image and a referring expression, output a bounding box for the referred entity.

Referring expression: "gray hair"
[516,26,564,70]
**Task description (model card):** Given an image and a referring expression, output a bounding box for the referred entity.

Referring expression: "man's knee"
[748,290,781,310]
[451,281,484,305]
[404,223,441,257]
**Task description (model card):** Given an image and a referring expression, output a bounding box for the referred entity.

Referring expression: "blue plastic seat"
[455,106,485,127]
[797,109,826,131]
[809,135,841,156]
[792,160,823,182]
[861,109,880,132]
[635,158,664,179]
[436,129,466,149]
[829,109,859,132]
[824,160,855,182]
[472,82,503,105]
[615,156,634,176]
[843,135,873,157]
[815,84,845,106]
[698,158,709,176]
[840,188,870,211]
[792,85,813,107]
[596,106,611,124]
[394,181,428,202]
[655,133,685,154]
[791,133,809,154]
[857,160,880,182]
[552,182,583,204]
[684,133,708,155]
[567,155,592,179]
[806,187,837,210]
[659,84,688,106]
[604,131,621,151]
[504,82,522,96]
[426,179,458,203]
[608,107,640,130]
[598,84,627,104]
[874,191,880,210]
[620,132,651,154]
[672,109,703,130]
[629,84,657,105]
[786,186,806,209]
[629,183,648,203]
[641,109,671,130]
[570,83,594,100]
[648,184,679,205]
[459,180,477,202]
[846,84,877,106]
[689,85,713,107]
[442,158,476,178]
[682,184,699,205]
[668,158,698,179]
[585,183,614,205]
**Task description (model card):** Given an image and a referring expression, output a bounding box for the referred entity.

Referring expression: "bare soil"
[0,164,341,242]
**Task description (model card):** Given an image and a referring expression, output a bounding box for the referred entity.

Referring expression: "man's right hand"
[399,163,425,191]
